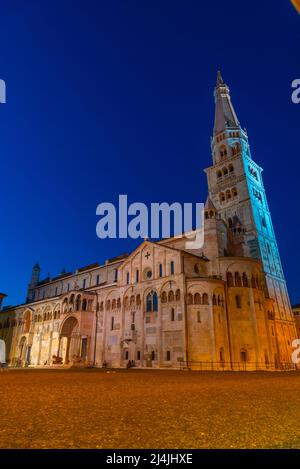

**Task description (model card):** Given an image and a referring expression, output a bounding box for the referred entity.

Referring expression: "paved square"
[1,369,300,449]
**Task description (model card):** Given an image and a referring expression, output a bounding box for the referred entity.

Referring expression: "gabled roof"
[205,196,217,211]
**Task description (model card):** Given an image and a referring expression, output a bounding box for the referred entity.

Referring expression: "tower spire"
[216,69,224,85]
[214,71,239,135]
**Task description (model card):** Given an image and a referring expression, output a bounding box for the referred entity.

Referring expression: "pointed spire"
[216,70,224,85]
[213,71,240,135]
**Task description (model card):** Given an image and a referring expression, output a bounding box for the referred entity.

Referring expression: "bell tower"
[204,71,294,327]
[26,262,40,303]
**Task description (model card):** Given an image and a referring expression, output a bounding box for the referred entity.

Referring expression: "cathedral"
[0,72,297,370]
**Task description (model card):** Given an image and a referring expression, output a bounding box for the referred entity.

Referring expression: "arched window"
[217,170,222,179]
[227,272,234,287]
[153,292,158,312]
[235,295,242,309]
[213,294,217,305]
[136,270,139,283]
[166,351,171,361]
[146,292,158,312]
[202,293,209,305]
[175,289,181,301]
[161,291,167,304]
[151,350,155,361]
[168,291,174,302]
[171,308,175,321]
[82,299,87,311]
[194,293,201,305]
[223,167,228,176]
[111,316,114,330]
[106,299,111,310]
[220,145,227,158]
[136,295,141,306]
[240,349,247,362]
[232,187,238,198]
[228,164,234,173]
[242,273,249,287]
[226,189,231,200]
[264,350,269,365]
[235,272,242,287]
[75,295,81,311]
[126,272,130,285]
[220,192,225,203]
[159,263,163,277]
[117,298,121,308]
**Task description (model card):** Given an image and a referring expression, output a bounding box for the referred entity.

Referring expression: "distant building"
[0,72,297,370]
[0,293,7,311]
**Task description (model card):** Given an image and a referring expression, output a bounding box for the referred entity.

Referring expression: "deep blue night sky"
[0,0,299,307]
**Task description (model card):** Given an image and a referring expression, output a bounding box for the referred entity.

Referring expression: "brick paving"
[0,368,300,449]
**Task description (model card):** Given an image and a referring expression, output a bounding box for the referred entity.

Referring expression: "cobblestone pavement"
[1,368,300,449]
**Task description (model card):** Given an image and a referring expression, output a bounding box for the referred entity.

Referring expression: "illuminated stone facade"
[0,73,297,370]
[293,304,300,339]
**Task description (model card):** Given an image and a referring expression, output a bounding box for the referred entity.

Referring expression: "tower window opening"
[235,295,242,309]
[220,145,227,158]
[240,349,247,362]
